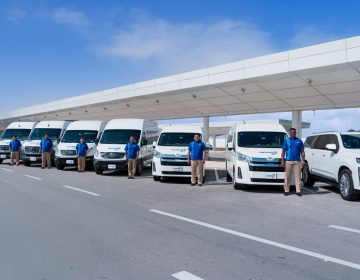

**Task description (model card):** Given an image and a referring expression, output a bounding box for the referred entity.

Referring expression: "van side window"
[313,135,330,150]
[328,135,339,150]
[146,129,158,144]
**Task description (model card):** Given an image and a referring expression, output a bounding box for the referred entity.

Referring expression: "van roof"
[34,121,70,129]
[104,119,144,130]
[233,122,287,133]
[6,122,37,130]
[66,120,106,131]
[161,124,202,134]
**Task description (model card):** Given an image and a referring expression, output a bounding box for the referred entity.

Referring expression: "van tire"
[136,160,143,176]
[95,166,103,175]
[339,169,359,201]
[153,176,161,181]
[302,162,315,187]
[233,169,245,190]
[0,159,3,164]
[226,161,232,182]
[23,160,31,167]
[56,163,65,170]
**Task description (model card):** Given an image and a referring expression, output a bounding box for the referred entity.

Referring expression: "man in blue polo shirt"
[9,135,22,166]
[281,128,305,196]
[76,137,89,172]
[40,133,53,169]
[188,134,206,186]
[125,136,140,179]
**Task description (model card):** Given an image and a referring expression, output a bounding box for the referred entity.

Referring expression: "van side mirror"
[326,143,337,152]
[95,138,99,145]
[141,139,148,146]
[153,141,157,148]
[56,138,60,144]
[227,142,234,150]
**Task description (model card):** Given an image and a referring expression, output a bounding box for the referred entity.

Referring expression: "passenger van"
[54,120,106,170]
[152,125,206,181]
[226,122,288,189]
[22,121,71,166]
[94,119,158,175]
[0,122,37,164]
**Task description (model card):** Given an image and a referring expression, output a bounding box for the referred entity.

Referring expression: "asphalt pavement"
[0,161,359,280]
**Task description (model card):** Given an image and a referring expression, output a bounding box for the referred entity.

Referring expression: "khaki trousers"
[78,156,86,172]
[191,160,204,184]
[42,152,51,168]
[284,161,301,193]
[128,159,137,177]
[10,151,20,165]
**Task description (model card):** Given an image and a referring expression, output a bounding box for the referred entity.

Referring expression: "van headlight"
[154,150,162,158]
[237,152,250,162]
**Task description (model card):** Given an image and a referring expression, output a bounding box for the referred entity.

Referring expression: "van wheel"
[233,169,245,190]
[23,160,31,167]
[136,160,143,176]
[302,162,315,187]
[0,159,3,164]
[339,169,359,201]
[95,166,103,175]
[56,162,65,170]
[226,161,232,182]
[153,176,161,181]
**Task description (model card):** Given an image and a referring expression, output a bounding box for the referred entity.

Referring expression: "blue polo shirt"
[40,138,53,153]
[282,137,304,161]
[76,143,88,157]
[188,140,206,161]
[125,142,140,159]
[9,140,22,152]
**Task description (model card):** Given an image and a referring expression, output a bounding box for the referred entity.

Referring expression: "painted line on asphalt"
[172,271,204,280]
[62,185,100,197]
[150,209,360,271]
[24,175,42,181]
[329,225,360,235]
[1,168,13,172]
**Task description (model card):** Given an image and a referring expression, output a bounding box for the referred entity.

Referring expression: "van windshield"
[61,130,98,143]
[100,129,141,144]
[238,131,287,148]
[341,134,360,149]
[158,132,201,146]
[1,129,31,140]
[29,128,62,141]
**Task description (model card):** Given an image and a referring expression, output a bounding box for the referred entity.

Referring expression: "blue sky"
[1,0,360,135]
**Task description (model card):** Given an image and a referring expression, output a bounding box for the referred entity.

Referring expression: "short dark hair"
[289,128,296,132]
[13,135,17,138]
[80,137,85,140]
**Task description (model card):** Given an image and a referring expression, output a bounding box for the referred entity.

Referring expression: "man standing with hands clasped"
[76,137,88,172]
[281,128,305,197]
[40,133,53,169]
[9,135,21,166]
[188,134,206,186]
[125,136,140,179]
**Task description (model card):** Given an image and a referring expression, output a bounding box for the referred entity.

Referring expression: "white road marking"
[329,225,360,235]
[214,168,220,182]
[172,271,204,280]
[24,175,42,181]
[150,209,360,271]
[62,185,100,197]
[1,168,13,172]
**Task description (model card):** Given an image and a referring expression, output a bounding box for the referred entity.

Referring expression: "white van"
[54,120,107,170]
[94,119,158,175]
[0,122,37,164]
[22,121,71,166]
[152,125,206,181]
[226,122,288,189]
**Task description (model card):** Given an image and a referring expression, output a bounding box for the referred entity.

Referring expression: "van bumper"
[93,159,128,171]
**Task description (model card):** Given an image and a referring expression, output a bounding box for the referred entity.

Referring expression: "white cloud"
[288,25,340,49]
[93,18,275,73]
[6,7,27,23]
[50,7,91,27]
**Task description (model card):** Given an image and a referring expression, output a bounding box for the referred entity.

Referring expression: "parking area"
[0,158,359,280]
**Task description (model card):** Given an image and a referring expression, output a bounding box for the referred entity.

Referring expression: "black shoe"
[296,192,302,197]
[48,167,51,169]
[284,192,290,196]
[41,167,45,169]
[128,176,131,179]
[131,177,135,179]
[190,183,196,186]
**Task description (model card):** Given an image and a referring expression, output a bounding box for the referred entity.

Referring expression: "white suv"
[302,132,360,201]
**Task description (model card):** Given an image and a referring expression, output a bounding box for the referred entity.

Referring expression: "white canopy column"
[203,116,209,143]
[292,110,302,138]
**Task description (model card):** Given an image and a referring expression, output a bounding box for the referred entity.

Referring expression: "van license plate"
[0,155,6,159]
[66,160,74,165]
[173,167,183,172]
[108,164,116,170]
[265,173,276,179]
[30,157,37,162]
